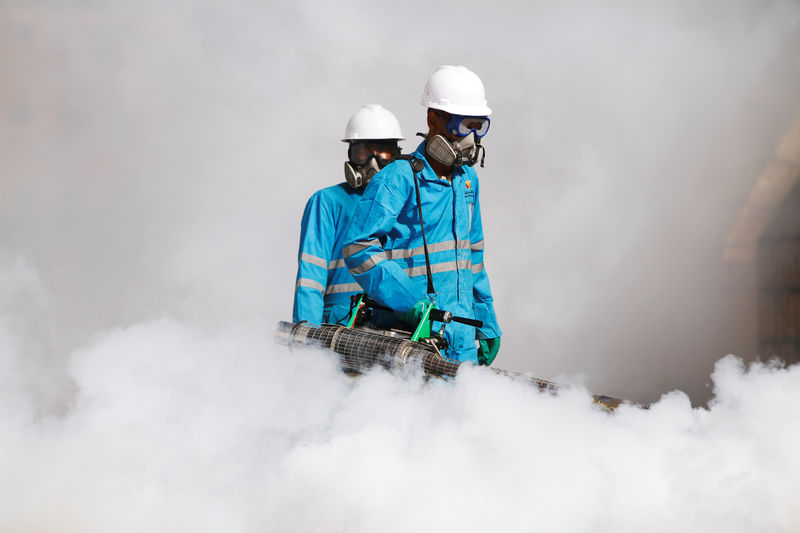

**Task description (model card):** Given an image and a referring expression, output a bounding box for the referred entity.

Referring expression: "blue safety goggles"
[444,114,491,138]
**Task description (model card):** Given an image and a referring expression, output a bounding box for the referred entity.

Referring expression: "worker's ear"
[426,108,439,133]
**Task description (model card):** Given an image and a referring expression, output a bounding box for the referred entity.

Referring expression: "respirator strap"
[396,155,435,298]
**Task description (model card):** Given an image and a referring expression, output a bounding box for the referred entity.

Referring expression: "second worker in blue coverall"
[343,66,502,365]
[293,104,404,326]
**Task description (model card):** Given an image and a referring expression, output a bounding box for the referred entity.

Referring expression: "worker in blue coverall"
[292,104,404,326]
[343,66,502,365]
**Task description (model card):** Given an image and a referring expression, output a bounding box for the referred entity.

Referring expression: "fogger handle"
[429,309,483,328]
[361,295,483,328]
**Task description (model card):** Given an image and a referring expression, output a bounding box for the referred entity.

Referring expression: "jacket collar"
[412,140,468,185]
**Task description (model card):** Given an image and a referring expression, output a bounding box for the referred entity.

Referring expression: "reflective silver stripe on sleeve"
[350,252,388,275]
[300,253,328,269]
[328,258,347,270]
[404,259,472,277]
[325,282,362,295]
[470,240,484,252]
[472,262,484,274]
[343,239,381,258]
[385,239,470,260]
[295,278,325,293]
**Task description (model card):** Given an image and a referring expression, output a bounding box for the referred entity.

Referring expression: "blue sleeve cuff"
[473,300,502,339]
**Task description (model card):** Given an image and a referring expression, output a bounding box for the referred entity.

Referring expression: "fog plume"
[2,262,800,531]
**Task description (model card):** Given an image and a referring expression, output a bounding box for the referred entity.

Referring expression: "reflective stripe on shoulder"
[350,252,387,275]
[300,253,328,269]
[470,240,484,252]
[472,262,484,274]
[343,239,381,258]
[325,282,362,295]
[295,278,325,293]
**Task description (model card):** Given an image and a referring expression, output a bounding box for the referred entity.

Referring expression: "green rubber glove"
[400,299,428,326]
[477,337,501,366]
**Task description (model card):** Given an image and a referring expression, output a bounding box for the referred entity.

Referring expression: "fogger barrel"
[275,321,622,409]
[276,321,462,377]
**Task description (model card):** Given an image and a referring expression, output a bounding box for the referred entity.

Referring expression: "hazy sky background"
[2,2,800,530]
[3,0,799,403]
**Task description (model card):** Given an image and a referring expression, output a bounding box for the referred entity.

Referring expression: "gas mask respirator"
[343,140,398,189]
[344,158,381,189]
[425,131,485,168]
[425,113,489,169]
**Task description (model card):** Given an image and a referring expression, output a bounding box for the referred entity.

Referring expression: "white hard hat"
[342,104,404,142]
[420,65,492,116]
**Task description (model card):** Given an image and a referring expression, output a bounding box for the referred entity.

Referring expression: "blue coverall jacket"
[293,183,362,326]
[342,141,501,362]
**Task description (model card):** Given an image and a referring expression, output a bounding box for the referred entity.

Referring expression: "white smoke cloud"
[1,0,800,529]
[1,278,799,531]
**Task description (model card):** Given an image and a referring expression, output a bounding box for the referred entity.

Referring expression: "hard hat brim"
[427,102,492,117]
[341,136,405,142]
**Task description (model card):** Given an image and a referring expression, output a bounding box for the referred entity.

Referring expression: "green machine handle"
[345,293,365,329]
[410,300,437,342]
